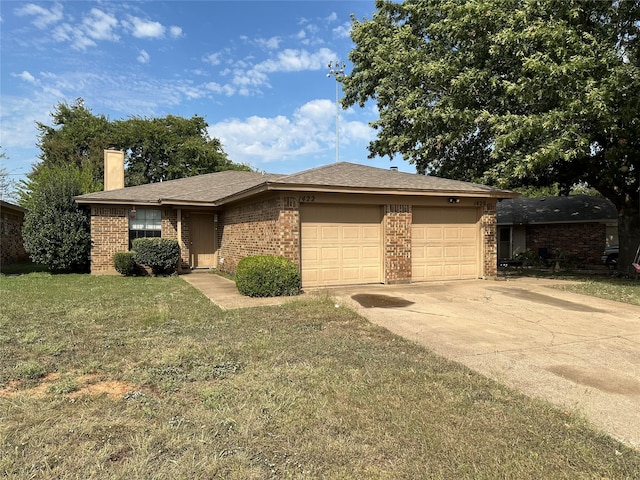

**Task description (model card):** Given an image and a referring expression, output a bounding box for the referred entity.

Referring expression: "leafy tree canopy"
[35,101,248,188]
[343,0,640,268]
[21,164,92,273]
[0,149,17,203]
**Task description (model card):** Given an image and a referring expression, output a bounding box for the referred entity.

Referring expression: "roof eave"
[236,182,517,200]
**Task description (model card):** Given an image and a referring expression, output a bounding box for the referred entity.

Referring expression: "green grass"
[501,268,640,306]
[0,261,48,275]
[1,273,639,479]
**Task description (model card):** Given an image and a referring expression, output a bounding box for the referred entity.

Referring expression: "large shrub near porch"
[132,238,181,275]
[235,255,301,297]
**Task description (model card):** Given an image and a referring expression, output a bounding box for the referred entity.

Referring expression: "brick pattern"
[0,209,28,266]
[218,194,300,274]
[161,208,190,267]
[87,197,500,282]
[384,204,412,283]
[526,223,605,265]
[481,201,497,277]
[90,207,129,272]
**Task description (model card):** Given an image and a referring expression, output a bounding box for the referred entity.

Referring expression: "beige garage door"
[301,204,382,287]
[412,207,479,281]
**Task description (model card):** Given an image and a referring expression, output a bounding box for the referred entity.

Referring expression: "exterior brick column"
[277,196,300,266]
[90,206,128,273]
[384,204,412,284]
[480,200,498,277]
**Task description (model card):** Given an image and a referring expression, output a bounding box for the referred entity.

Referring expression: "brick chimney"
[104,149,124,191]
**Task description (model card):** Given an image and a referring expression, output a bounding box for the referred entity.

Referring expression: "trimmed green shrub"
[21,164,92,273]
[235,255,301,297]
[132,238,181,276]
[113,251,138,276]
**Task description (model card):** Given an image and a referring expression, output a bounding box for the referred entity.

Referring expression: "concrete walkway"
[180,271,640,448]
[180,270,296,309]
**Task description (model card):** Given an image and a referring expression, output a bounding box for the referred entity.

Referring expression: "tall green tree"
[36,101,246,189]
[35,100,112,187]
[114,114,242,185]
[21,164,94,273]
[343,0,640,270]
[0,150,17,203]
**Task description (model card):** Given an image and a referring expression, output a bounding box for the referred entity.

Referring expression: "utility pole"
[327,61,346,163]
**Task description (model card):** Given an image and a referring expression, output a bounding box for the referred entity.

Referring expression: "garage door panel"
[321,226,339,240]
[362,246,379,260]
[342,246,360,260]
[301,204,382,287]
[412,207,479,281]
[427,229,443,240]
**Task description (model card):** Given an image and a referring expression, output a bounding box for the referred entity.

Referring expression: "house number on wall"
[299,195,315,202]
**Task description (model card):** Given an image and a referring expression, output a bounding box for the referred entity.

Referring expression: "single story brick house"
[0,200,28,267]
[75,151,517,287]
[496,195,618,265]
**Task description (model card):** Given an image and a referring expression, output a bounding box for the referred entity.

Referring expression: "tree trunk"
[617,210,640,277]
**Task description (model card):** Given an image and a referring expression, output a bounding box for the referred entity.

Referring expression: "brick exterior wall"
[526,223,605,265]
[383,204,412,283]
[1,207,28,266]
[90,206,129,273]
[86,196,500,282]
[218,194,300,274]
[161,208,191,267]
[481,201,498,278]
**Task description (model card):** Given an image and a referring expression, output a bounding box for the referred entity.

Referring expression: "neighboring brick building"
[0,200,28,267]
[76,155,517,287]
[497,195,618,266]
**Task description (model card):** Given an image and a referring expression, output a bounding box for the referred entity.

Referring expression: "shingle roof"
[75,170,284,204]
[75,162,515,206]
[272,162,506,193]
[497,195,618,225]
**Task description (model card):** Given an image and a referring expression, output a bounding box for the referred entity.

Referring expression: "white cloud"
[205,82,235,96]
[208,99,371,167]
[51,23,97,51]
[126,16,165,39]
[83,8,119,41]
[256,36,281,50]
[12,71,37,83]
[256,48,336,74]
[325,12,338,23]
[204,52,222,65]
[15,2,63,29]
[169,26,183,38]
[137,49,150,64]
[333,21,351,39]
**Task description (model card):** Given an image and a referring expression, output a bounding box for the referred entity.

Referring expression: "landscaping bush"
[113,251,138,276]
[235,255,301,297]
[132,238,181,276]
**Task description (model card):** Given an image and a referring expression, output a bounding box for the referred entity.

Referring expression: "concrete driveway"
[322,277,640,449]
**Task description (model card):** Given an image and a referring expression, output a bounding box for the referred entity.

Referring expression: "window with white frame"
[129,208,161,248]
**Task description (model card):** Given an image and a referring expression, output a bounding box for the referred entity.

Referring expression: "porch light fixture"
[448,197,460,204]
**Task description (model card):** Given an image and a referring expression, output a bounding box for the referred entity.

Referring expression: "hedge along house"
[75,150,517,287]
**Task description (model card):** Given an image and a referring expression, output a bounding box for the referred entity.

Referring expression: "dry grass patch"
[1,273,639,479]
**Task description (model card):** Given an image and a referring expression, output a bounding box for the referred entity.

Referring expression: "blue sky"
[1,0,412,187]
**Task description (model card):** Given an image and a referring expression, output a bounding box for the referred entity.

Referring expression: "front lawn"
[1,274,638,478]
[502,268,640,306]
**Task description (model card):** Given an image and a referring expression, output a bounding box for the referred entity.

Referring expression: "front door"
[190,214,217,268]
